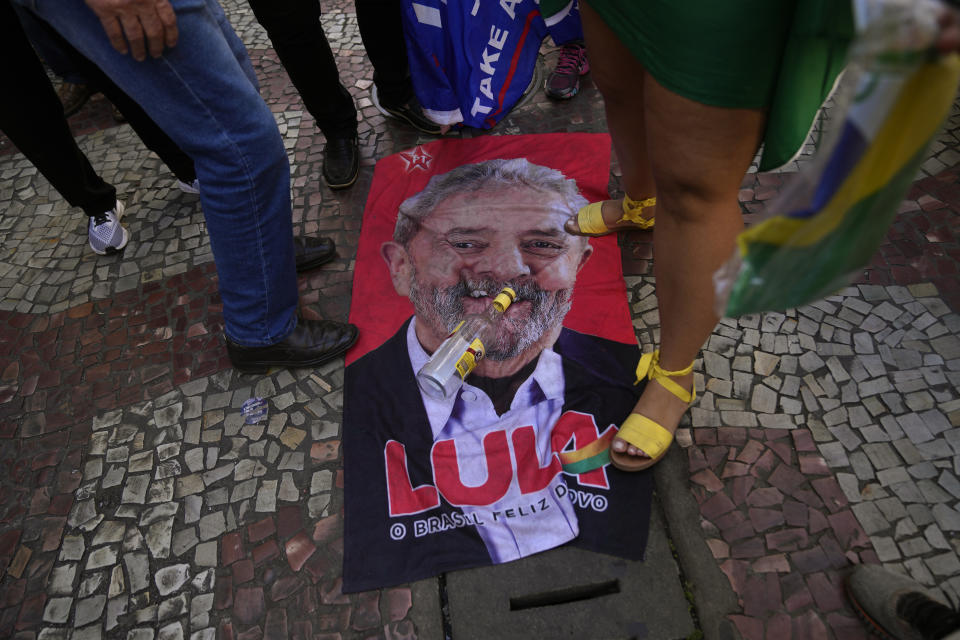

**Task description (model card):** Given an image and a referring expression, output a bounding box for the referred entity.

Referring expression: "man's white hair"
[394,158,589,246]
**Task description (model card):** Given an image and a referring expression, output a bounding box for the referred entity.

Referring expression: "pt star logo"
[399,145,433,173]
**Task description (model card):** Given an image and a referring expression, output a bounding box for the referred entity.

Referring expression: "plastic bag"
[714,0,960,318]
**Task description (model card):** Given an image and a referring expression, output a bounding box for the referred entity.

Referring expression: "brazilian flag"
[723,53,960,316]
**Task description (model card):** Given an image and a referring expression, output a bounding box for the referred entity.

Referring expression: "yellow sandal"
[565,194,656,237]
[611,350,696,472]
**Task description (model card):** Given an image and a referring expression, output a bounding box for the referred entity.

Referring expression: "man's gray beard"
[408,274,572,360]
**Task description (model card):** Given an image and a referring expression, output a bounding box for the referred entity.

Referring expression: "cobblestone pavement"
[1,2,959,639]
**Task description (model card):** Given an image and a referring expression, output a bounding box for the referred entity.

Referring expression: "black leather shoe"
[58,82,93,117]
[226,319,359,373]
[378,93,444,136]
[294,236,336,273]
[322,133,359,190]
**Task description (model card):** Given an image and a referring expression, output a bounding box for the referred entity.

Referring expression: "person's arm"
[85,0,178,61]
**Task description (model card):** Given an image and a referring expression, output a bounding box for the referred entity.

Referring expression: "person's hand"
[936,6,960,53]
[85,0,178,61]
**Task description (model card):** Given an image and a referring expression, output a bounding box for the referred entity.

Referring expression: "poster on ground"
[342,134,653,592]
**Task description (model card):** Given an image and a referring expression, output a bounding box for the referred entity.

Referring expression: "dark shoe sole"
[295,248,336,274]
[231,325,359,374]
[90,245,126,256]
[324,171,358,190]
[382,106,444,135]
[545,85,580,100]
[371,84,444,135]
[323,156,359,190]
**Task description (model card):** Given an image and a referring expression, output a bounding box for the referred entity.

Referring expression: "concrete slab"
[445,505,696,640]
[410,577,446,640]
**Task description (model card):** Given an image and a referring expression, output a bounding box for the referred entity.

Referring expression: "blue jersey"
[402,0,580,129]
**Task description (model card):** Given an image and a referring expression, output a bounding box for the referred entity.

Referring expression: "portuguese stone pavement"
[1,2,959,639]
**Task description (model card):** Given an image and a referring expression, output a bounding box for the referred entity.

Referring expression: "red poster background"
[346,133,637,364]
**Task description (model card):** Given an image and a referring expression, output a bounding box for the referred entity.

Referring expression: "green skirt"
[585,0,798,109]
[564,0,854,169]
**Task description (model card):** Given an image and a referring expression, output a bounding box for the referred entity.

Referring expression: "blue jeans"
[15,0,299,346]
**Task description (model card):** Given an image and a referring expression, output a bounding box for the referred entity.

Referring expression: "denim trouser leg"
[16,8,198,184]
[16,0,299,346]
[207,0,260,90]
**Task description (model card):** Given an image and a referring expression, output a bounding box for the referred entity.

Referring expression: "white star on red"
[398,145,433,173]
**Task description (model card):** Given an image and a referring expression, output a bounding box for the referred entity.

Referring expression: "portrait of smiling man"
[383,158,594,400]
[342,154,653,593]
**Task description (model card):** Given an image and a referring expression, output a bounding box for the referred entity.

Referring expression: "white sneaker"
[175,178,200,194]
[88,200,128,255]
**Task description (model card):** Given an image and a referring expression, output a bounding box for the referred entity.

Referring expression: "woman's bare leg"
[574,3,657,231]
[580,2,765,458]
[616,73,766,458]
